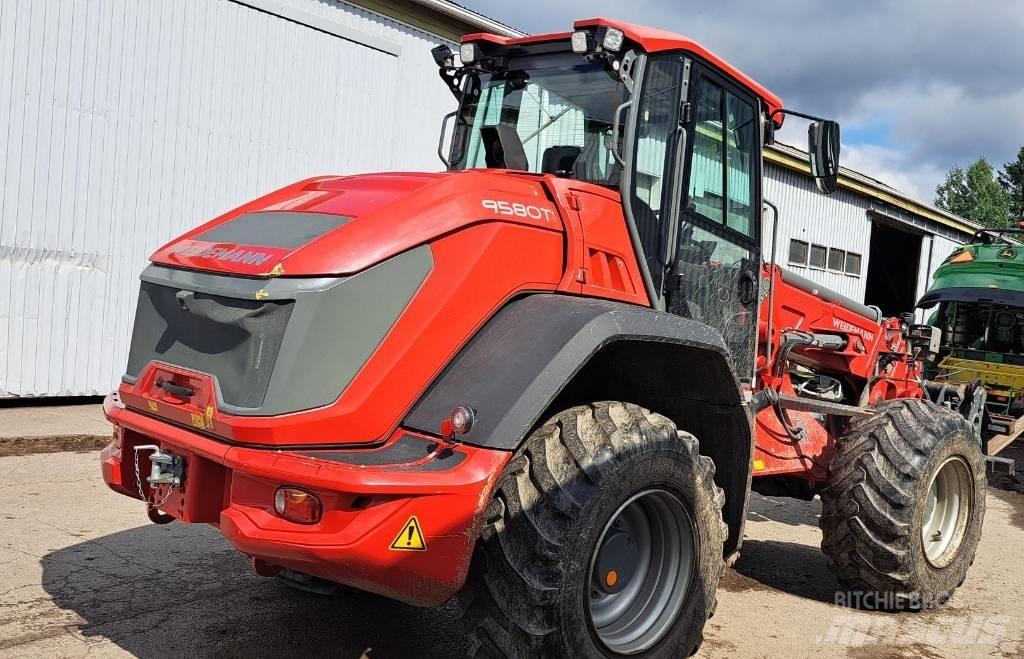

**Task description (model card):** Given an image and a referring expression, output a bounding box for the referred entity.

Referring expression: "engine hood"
[918,242,1024,309]
[151,170,564,276]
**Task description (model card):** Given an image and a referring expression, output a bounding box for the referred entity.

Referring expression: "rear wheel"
[460,402,727,658]
[820,398,986,608]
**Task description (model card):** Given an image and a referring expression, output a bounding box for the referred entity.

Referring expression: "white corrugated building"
[763,143,979,321]
[0,0,520,397]
[0,3,977,398]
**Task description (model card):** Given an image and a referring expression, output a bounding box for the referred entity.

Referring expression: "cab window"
[686,79,757,237]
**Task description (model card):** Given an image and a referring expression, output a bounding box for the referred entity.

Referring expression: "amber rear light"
[274,487,322,524]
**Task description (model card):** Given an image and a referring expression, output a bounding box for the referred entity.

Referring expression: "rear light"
[441,405,476,437]
[450,405,476,434]
[274,487,322,524]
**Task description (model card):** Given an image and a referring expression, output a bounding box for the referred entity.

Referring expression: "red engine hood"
[151,171,565,276]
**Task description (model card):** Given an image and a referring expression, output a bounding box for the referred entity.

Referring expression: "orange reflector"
[949,249,975,264]
[606,570,618,587]
[274,487,322,524]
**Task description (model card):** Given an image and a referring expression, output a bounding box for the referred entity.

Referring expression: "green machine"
[917,227,1024,467]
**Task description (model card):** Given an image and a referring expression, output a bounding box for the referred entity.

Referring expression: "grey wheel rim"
[588,489,695,655]
[922,456,973,568]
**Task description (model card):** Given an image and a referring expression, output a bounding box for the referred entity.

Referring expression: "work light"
[602,27,625,52]
[571,30,589,53]
[459,43,480,64]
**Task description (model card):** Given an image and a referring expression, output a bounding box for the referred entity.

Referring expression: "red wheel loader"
[100,17,986,657]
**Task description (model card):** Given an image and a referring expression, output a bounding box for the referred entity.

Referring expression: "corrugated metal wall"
[764,160,967,317]
[763,162,873,301]
[0,0,456,397]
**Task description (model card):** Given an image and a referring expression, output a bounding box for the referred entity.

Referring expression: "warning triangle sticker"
[389,516,427,551]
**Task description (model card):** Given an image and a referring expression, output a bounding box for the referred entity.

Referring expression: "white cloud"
[840,143,945,203]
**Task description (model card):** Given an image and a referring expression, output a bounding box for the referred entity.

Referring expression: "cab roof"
[462,17,784,125]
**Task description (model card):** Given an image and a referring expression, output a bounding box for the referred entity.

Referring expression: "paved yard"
[1,450,1022,658]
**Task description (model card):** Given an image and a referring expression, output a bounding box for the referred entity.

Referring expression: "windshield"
[452,52,628,186]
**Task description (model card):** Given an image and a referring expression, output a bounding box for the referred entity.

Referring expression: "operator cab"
[433,18,841,380]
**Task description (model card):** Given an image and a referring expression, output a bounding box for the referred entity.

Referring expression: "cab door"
[668,67,762,382]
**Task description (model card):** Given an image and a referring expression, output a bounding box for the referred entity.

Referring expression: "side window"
[631,56,685,271]
[725,94,755,235]
[686,77,757,237]
[687,80,725,224]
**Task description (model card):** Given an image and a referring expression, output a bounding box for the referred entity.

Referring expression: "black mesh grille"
[126,282,294,408]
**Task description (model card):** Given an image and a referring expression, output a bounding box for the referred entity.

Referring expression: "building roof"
[406,0,525,38]
[766,142,982,238]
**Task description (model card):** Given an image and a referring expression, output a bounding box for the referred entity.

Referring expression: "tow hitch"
[132,444,184,524]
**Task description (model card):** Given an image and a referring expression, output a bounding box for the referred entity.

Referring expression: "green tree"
[999,146,1024,221]
[935,157,1011,227]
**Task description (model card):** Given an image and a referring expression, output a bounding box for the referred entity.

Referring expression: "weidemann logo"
[169,243,273,265]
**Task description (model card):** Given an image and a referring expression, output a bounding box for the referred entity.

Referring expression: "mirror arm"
[769,108,829,125]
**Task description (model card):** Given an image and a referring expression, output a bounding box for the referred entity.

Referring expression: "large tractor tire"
[820,398,986,609]
[460,402,727,658]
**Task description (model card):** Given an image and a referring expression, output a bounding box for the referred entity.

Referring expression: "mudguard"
[405,294,744,449]
[405,294,754,556]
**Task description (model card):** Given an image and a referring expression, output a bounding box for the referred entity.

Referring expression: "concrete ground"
[1,450,1022,658]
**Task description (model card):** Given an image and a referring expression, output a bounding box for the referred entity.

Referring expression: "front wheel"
[820,398,986,608]
[460,402,727,658]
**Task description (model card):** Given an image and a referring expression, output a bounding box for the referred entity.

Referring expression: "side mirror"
[431,44,453,67]
[808,120,840,194]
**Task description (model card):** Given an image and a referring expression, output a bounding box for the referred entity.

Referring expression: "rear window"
[197,212,351,249]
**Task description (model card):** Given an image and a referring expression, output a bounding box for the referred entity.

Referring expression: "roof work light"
[602,27,625,52]
[459,42,481,64]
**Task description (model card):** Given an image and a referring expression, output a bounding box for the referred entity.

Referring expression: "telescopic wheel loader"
[101,18,987,657]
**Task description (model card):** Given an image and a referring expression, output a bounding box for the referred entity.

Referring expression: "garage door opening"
[864,221,922,317]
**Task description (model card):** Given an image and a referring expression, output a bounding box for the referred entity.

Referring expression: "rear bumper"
[101,394,509,606]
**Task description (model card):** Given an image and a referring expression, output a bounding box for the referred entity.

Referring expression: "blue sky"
[461,0,1024,202]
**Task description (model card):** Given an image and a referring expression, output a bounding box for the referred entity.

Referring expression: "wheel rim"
[921,456,973,568]
[587,489,695,655]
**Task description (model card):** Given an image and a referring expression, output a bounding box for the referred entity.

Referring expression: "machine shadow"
[744,490,821,527]
[41,522,467,658]
[727,539,838,604]
[724,493,838,604]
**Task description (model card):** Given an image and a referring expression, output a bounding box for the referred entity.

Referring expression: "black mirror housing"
[808,120,840,194]
[431,44,453,67]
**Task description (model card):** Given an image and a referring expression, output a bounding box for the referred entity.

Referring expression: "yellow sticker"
[255,289,269,300]
[753,459,766,471]
[389,516,427,552]
[148,400,159,413]
[190,412,205,429]
[205,405,215,429]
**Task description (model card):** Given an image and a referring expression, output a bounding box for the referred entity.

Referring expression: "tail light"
[274,487,322,524]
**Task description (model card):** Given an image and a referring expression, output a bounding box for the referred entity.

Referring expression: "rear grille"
[126,282,293,408]
[124,245,432,418]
